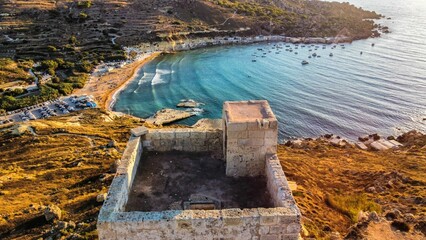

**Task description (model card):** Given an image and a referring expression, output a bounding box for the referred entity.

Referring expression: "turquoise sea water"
[114,0,426,141]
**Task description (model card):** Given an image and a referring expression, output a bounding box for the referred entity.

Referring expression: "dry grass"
[0,108,424,239]
[278,137,426,238]
[0,109,141,239]
[0,59,31,85]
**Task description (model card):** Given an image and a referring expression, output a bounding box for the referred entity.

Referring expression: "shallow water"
[114,0,426,141]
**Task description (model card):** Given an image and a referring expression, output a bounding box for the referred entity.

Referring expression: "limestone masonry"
[223,100,278,177]
[98,100,301,240]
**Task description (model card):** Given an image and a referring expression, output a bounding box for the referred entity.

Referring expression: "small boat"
[301,60,309,65]
[329,53,333,57]
[252,60,257,62]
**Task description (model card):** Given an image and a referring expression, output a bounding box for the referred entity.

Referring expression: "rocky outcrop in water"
[145,108,195,126]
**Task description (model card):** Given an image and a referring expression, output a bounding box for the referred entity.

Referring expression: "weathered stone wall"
[142,128,223,154]
[98,207,300,240]
[98,139,301,240]
[223,101,278,177]
[98,136,142,223]
[266,155,299,208]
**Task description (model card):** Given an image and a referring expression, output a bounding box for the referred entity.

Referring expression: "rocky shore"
[285,130,424,152]
[145,108,195,126]
[129,35,355,55]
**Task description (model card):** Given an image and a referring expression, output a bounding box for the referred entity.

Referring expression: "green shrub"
[65,74,89,88]
[47,45,57,52]
[77,61,93,73]
[79,12,88,20]
[326,193,381,223]
[47,83,74,95]
[77,1,92,8]
[41,60,59,71]
[0,85,59,111]
[69,36,78,45]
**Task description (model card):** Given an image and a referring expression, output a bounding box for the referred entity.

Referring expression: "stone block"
[247,121,260,130]
[160,130,175,140]
[142,140,151,147]
[286,223,301,234]
[183,139,194,152]
[148,131,161,140]
[265,130,278,139]
[265,138,277,146]
[280,234,299,240]
[173,139,184,151]
[227,130,248,139]
[260,234,279,240]
[249,130,265,138]
[269,120,278,129]
[370,141,389,151]
[206,131,222,139]
[355,142,368,150]
[222,208,243,226]
[248,138,265,146]
[130,126,148,137]
[269,226,285,234]
[259,208,278,226]
[266,145,277,154]
[259,226,270,235]
[227,122,247,131]
[175,129,191,138]
[190,131,206,139]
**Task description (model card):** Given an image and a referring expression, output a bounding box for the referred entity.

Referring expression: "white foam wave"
[186,108,204,115]
[151,69,174,85]
[138,72,155,85]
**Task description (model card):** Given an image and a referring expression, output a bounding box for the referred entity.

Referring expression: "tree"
[69,35,78,45]
[41,60,59,71]
[77,1,92,8]
[47,45,57,52]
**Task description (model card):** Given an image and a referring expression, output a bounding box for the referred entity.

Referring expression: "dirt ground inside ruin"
[126,151,273,212]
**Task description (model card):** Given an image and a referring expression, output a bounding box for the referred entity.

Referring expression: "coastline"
[106,35,356,108]
[75,52,160,113]
[97,34,372,116]
[105,52,161,112]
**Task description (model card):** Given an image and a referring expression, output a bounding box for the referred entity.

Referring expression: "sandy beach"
[75,35,353,113]
[75,52,161,111]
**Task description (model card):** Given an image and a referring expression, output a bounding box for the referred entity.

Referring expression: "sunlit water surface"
[114,0,426,141]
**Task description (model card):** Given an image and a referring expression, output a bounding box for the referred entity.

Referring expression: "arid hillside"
[279,134,426,239]
[0,0,382,113]
[0,109,425,239]
[0,109,142,239]
[0,0,380,60]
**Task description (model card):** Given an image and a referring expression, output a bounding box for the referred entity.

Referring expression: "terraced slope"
[0,0,380,60]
